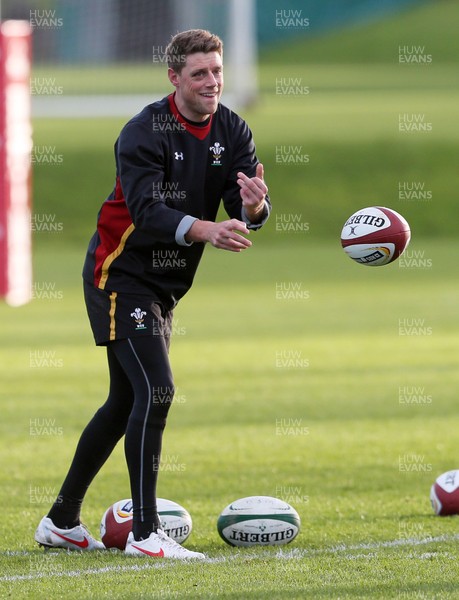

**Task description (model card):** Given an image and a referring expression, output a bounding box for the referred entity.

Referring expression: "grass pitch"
[1,241,458,599]
[2,1,459,596]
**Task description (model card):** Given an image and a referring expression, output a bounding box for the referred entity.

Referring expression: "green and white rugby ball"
[217,495,300,547]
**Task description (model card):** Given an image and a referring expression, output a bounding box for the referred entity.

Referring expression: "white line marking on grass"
[273,533,459,560]
[0,560,169,583]
[2,534,459,583]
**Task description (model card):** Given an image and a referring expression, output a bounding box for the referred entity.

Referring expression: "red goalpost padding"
[0,20,32,306]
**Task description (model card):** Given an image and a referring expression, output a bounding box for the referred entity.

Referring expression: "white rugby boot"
[125,529,205,559]
[35,516,105,550]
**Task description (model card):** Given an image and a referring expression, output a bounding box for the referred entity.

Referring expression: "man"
[35,29,270,559]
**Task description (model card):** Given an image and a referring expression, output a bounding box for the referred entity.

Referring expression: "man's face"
[168,51,223,122]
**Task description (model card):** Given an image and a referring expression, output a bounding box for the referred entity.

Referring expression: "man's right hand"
[185,219,252,252]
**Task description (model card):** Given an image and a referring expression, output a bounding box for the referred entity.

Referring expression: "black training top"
[82,92,271,310]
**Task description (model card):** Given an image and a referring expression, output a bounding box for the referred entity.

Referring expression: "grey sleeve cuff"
[175,215,199,246]
[241,201,271,230]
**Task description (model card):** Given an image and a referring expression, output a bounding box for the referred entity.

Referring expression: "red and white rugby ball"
[100,498,193,549]
[341,206,411,266]
[430,470,459,516]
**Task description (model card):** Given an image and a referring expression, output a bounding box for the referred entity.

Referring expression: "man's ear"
[168,67,179,88]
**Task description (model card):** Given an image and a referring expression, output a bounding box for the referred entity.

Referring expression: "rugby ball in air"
[430,470,459,516]
[217,496,300,547]
[341,206,410,266]
[100,497,193,549]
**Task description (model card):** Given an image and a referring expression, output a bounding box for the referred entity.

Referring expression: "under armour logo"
[174,152,184,160]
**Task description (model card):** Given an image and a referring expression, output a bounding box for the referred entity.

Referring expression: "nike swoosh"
[52,531,89,548]
[131,544,164,557]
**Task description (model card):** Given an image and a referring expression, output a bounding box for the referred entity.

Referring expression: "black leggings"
[49,334,174,540]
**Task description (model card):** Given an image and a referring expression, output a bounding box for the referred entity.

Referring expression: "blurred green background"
[20,0,458,252]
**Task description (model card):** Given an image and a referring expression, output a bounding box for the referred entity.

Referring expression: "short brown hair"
[165,29,223,73]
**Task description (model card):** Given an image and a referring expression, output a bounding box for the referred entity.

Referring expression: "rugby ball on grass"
[430,470,459,516]
[217,495,300,547]
[100,497,192,549]
[341,206,410,266]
